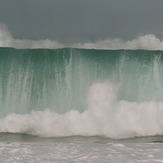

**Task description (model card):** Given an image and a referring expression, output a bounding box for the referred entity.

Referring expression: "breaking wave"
[0,24,163,139]
[0,82,163,139]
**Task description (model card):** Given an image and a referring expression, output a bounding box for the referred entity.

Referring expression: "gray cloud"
[0,0,163,43]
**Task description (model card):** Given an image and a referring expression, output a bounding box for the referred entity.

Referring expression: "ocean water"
[0,48,163,139]
[0,47,163,161]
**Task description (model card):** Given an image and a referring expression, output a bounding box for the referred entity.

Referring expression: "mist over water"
[0,24,163,50]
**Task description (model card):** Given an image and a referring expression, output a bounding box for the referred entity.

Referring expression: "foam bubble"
[0,82,163,139]
[0,24,163,50]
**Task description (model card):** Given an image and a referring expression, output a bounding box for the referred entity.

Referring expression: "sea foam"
[0,82,163,139]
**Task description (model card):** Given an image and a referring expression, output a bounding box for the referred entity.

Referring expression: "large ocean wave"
[0,48,163,139]
[0,24,163,139]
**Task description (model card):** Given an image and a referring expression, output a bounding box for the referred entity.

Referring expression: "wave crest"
[0,24,163,50]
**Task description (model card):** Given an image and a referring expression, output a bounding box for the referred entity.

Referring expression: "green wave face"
[0,48,163,116]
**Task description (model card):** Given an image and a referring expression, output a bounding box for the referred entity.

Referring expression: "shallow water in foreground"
[1,133,163,162]
[0,140,163,163]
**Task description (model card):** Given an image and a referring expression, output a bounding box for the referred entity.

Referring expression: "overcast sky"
[0,0,162,43]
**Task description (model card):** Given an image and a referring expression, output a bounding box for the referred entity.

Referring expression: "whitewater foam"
[0,82,163,139]
[1,142,163,162]
[0,24,163,50]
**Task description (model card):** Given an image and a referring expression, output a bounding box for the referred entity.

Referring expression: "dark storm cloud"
[0,0,162,42]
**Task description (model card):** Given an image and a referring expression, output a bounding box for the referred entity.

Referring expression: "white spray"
[0,82,163,139]
[0,24,163,50]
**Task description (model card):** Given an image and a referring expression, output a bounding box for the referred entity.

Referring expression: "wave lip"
[0,24,163,50]
[72,35,163,50]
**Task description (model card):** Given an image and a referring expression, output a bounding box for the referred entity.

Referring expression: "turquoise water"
[0,48,163,139]
[0,48,163,115]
